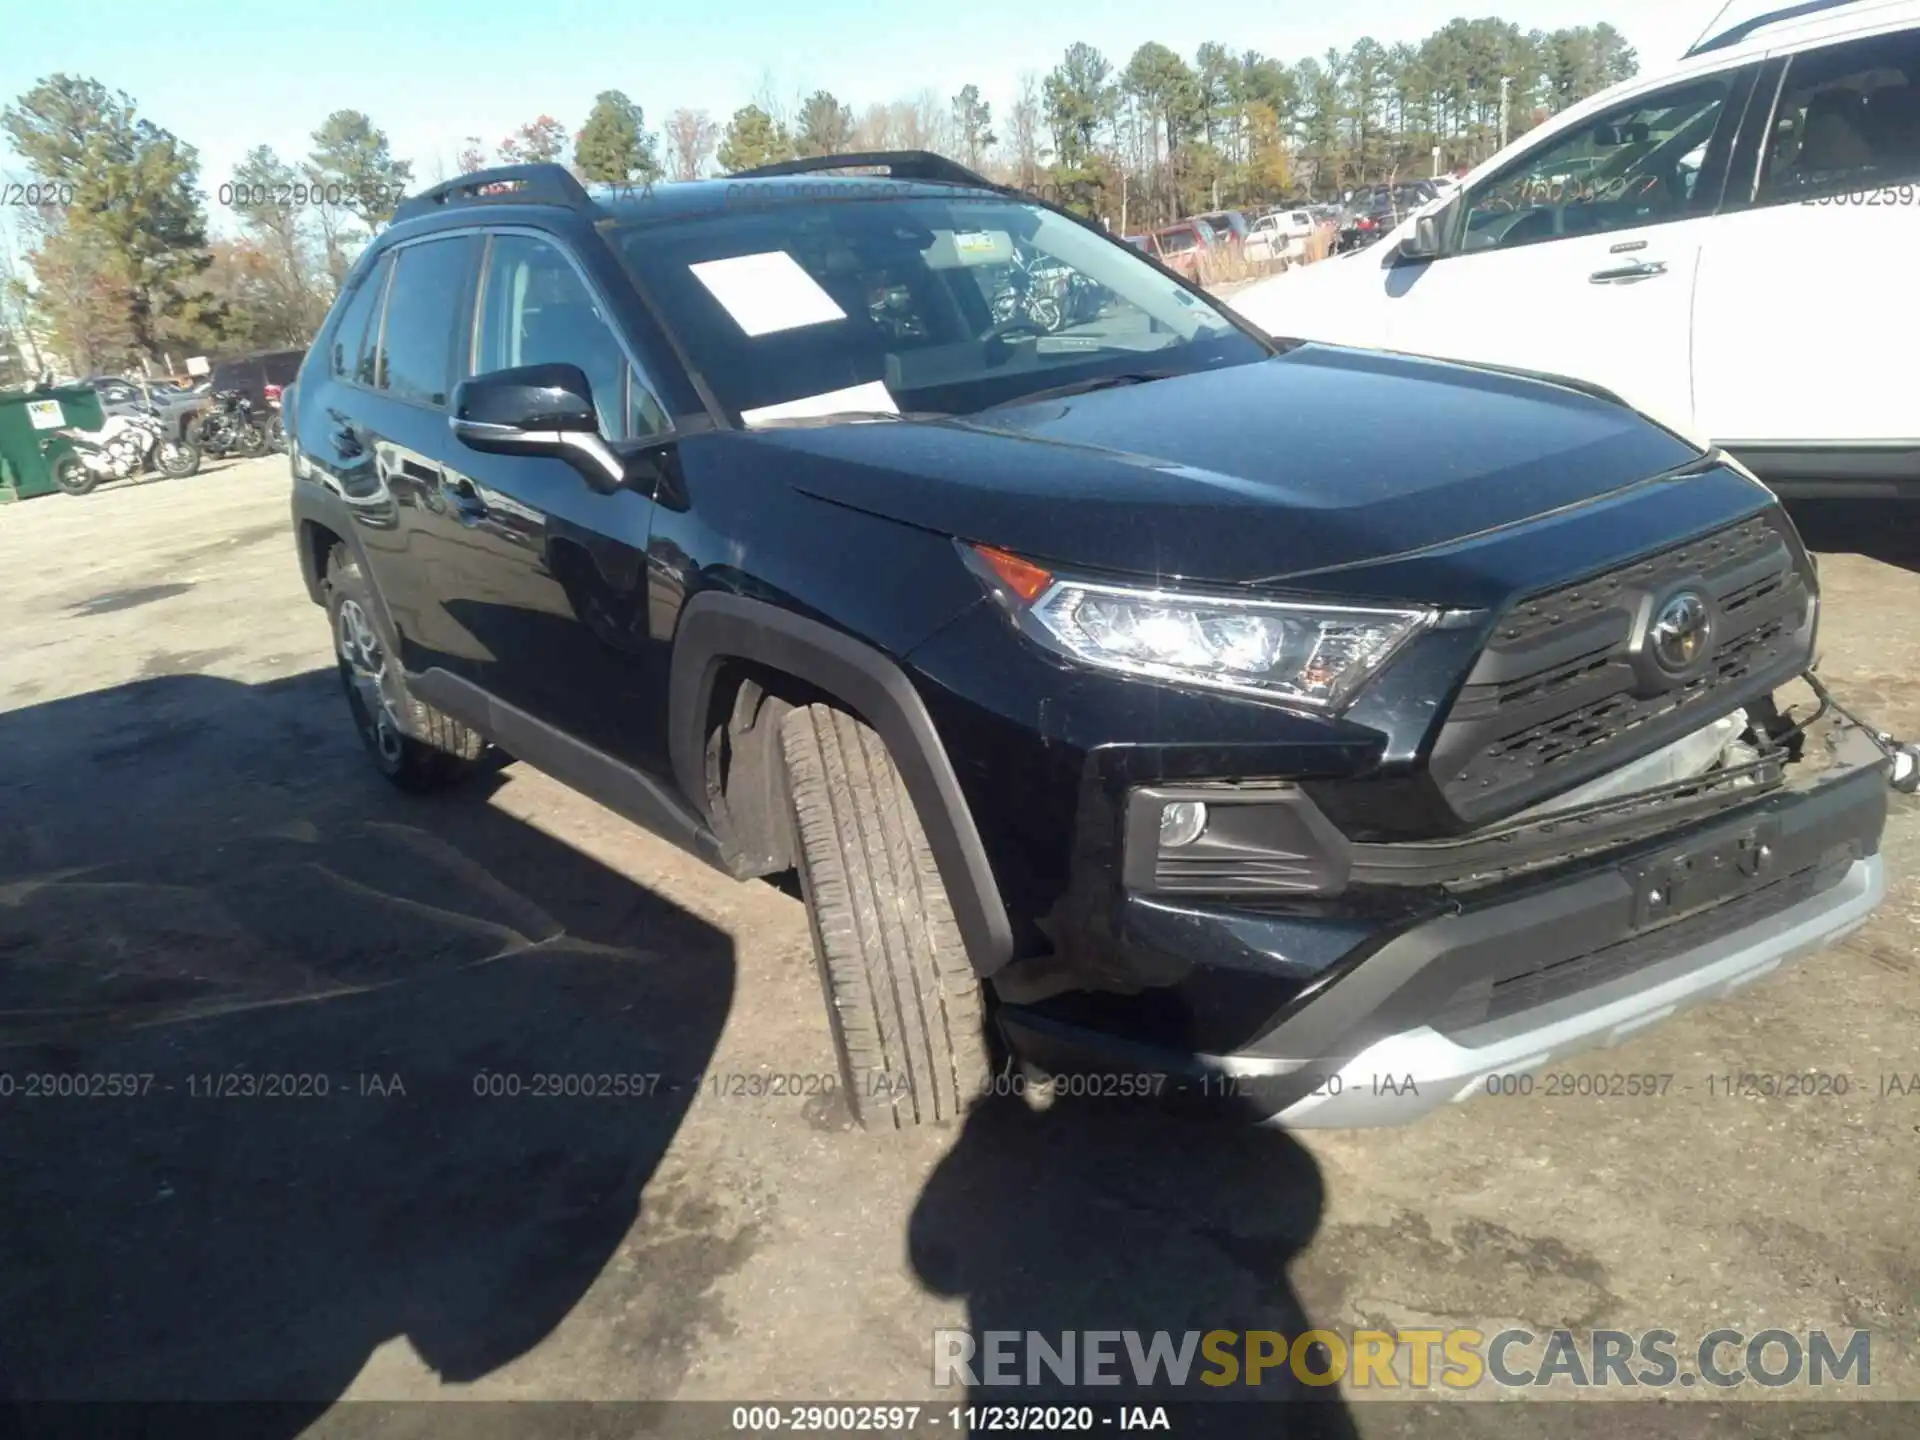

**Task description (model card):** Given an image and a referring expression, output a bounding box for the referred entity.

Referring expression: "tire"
[52,451,98,496]
[156,439,200,479]
[322,545,485,792]
[779,703,989,1130]
[239,423,268,457]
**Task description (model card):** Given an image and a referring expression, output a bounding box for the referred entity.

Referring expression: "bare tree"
[1009,72,1043,187]
[663,108,719,181]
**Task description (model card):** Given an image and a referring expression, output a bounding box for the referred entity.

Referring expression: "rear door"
[1692,21,1920,477]
[319,232,484,676]
[422,227,679,776]
[1380,64,1758,428]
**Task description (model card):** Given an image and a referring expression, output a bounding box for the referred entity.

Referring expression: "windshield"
[615,194,1265,422]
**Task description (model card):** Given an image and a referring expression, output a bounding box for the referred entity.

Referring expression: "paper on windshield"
[690,251,846,336]
[740,381,899,427]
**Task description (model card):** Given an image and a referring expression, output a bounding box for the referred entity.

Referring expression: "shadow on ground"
[0,669,734,1425]
[908,1089,1363,1437]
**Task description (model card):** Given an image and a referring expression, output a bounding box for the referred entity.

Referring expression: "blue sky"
[3,0,1731,228]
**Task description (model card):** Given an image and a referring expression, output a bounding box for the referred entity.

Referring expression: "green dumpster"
[0,385,105,502]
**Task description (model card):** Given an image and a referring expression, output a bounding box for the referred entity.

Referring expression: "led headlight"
[967,544,1434,710]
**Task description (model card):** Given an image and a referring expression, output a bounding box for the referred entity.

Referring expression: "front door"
[424,228,680,778]
[1382,67,1754,429]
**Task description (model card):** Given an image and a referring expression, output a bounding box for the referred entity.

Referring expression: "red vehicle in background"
[1141,218,1220,281]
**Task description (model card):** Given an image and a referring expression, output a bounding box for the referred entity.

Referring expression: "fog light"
[1159,801,1208,848]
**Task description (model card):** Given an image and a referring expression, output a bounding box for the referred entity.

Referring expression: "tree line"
[0,17,1635,383]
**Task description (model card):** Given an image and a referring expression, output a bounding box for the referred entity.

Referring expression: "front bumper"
[994,725,1889,1127]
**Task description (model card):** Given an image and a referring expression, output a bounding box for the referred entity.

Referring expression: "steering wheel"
[983,317,1048,345]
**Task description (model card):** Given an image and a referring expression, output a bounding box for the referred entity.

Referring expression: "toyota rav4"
[285,152,1911,1130]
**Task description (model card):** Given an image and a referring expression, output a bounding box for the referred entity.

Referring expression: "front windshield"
[615,193,1265,423]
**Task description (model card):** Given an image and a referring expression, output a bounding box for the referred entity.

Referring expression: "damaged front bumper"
[993,687,1901,1126]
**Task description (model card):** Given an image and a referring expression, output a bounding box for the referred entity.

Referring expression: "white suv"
[1231,0,1920,500]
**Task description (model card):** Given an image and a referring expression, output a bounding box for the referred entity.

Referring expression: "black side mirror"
[1398,210,1444,261]
[450,362,624,493]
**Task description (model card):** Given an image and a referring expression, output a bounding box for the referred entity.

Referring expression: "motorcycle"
[1029,260,1108,330]
[196,389,270,460]
[42,409,201,496]
[988,250,1063,334]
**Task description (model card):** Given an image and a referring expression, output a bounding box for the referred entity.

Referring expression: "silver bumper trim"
[1270,854,1884,1128]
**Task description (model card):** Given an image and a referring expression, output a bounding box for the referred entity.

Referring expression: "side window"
[329,253,391,384]
[1756,30,1920,205]
[472,233,667,441]
[372,237,475,406]
[1458,76,1737,252]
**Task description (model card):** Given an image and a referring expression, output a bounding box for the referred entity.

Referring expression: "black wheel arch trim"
[668,591,1016,976]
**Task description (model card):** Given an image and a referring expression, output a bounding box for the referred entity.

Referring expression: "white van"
[1230,0,1920,499]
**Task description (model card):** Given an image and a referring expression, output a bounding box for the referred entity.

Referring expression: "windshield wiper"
[979,370,1184,410]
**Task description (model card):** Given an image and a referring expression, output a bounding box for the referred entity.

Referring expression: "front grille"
[1430,512,1815,825]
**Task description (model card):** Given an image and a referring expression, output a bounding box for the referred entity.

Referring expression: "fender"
[669,592,1015,976]
[288,479,404,650]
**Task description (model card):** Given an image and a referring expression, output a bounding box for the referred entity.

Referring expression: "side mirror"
[1398,210,1443,261]
[450,362,624,493]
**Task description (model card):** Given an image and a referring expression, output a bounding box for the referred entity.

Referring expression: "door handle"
[439,471,489,521]
[1589,259,1668,284]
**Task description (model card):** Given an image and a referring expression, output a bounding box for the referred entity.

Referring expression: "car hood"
[754,344,1702,589]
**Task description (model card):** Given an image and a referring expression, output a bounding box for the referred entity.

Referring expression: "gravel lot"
[1,459,1916,1435]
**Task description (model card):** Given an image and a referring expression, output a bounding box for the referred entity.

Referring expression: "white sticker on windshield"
[740,381,899,427]
[689,251,847,336]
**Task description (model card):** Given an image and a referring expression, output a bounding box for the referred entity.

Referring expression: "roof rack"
[1684,0,1860,56]
[727,150,997,189]
[392,163,594,225]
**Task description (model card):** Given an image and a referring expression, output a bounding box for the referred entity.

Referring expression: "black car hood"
[755,343,1703,588]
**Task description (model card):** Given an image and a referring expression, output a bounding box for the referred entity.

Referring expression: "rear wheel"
[238,423,268,457]
[779,703,989,1130]
[156,439,200,478]
[323,545,485,792]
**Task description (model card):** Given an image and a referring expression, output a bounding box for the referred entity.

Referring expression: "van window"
[1755,29,1920,204]
[1459,76,1737,251]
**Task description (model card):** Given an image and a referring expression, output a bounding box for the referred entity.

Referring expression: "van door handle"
[1589,259,1668,284]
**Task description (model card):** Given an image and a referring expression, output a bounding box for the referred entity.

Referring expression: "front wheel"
[779,703,989,1130]
[238,423,268,457]
[52,450,98,495]
[155,439,201,478]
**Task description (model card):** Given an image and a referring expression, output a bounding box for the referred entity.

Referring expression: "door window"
[1457,76,1738,252]
[372,236,476,406]
[330,252,392,385]
[471,233,667,441]
[1754,30,1920,205]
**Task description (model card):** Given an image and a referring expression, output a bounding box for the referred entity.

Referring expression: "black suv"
[287,154,1904,1130]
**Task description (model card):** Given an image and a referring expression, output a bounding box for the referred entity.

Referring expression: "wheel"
[52,451,98,495]
[322,545,485,792]
[266,417,287,452]
[239,423,269,457]
[779,703,989,1130]
[156,439,200,478]
[1029,296,1063,332]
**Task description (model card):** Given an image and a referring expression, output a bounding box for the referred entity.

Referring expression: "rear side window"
[329,254,391,383]
[372,236,477,406]
[1756,29,1920,204]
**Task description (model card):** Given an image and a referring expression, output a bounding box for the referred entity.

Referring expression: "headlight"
[965,544,1434,710]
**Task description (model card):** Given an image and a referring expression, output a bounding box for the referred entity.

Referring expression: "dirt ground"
[1,459,1916,1436]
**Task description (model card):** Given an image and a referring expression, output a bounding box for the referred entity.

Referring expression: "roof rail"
[727,150,997,188]
[1684,0,1860,56]
[392,163,594,225]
